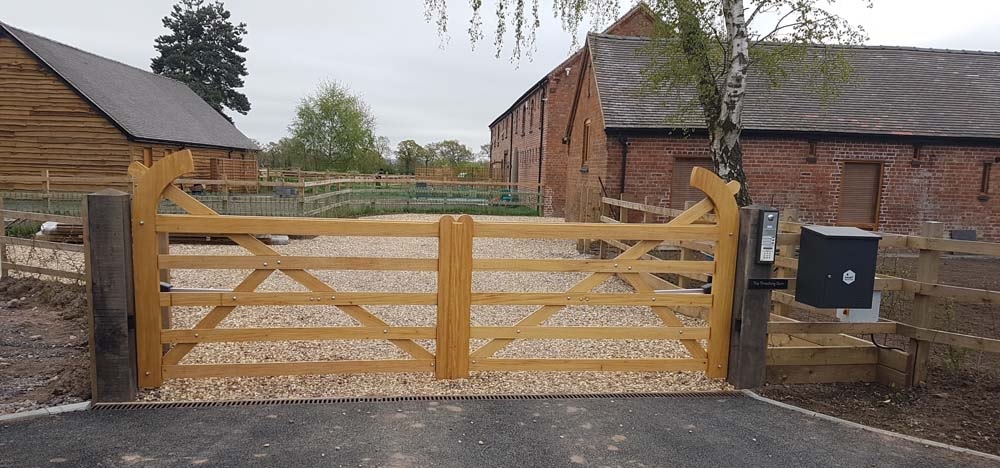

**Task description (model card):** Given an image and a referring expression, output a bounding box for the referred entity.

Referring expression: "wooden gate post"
[726,205,774,388]
[436,215,473,379]
[907,221,944,386]
[84,189,138,402]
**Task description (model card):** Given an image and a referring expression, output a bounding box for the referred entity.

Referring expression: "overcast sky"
[3,1,999,150]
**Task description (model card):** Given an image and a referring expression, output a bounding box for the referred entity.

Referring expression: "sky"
[2,1,999,151]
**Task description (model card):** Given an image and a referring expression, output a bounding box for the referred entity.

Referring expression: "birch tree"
[424,0,870,205]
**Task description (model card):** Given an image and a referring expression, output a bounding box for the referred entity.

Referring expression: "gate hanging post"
[436,215,473,379]
[85,189,138,402]
[727,205,775,388]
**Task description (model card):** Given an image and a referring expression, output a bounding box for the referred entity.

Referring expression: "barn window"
[982,162,993,194]
[581,120,591,167]
[529,98,535,130]
[522,104,527,136]
[671,159,713,209]
[837,162,882,229]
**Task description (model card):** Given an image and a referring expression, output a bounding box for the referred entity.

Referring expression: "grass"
[321,204,540,218]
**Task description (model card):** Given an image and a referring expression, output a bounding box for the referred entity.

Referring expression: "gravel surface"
[142,214,728,400]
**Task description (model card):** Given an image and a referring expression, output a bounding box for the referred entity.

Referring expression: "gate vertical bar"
[436,215,473,379]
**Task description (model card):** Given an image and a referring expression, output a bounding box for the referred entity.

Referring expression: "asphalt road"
[1,393,995,467]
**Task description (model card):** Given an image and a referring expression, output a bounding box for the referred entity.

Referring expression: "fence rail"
[0,202,85,282]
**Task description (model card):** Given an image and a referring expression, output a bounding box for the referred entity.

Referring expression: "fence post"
[84,189,138,402]
[907,221,944,386]
[436,215,473,379]
[726,205,773,388]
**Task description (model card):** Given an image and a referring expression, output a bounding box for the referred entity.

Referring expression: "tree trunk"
[712,0,753,206]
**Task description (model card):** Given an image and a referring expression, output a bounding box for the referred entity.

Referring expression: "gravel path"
[143,214,729,400]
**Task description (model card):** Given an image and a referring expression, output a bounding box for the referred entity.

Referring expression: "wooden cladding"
[837,162,883,228]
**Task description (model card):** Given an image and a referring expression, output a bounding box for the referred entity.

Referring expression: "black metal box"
[795,226,881,309]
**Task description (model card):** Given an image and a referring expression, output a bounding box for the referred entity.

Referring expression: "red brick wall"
[489,9,655,217]
[569,132,1000,240]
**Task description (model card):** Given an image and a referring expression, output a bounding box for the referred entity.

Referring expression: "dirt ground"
[762,256,1000,456]
[0,277,90,414]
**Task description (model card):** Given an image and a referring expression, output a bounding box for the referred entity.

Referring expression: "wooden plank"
[162,292,438,307]
[161,327,437,343]
[158,255,438,271]
[0,236,84,252]
[876,365,908,387]
[878,348,910,373]
[155,214,440,237]
[84,190,137,402]
[469,326,710,340]
[473,222,718,240]
[436,215,473,379]
[907,235,1000,256]
[469,292,713,307]
[472,258,714,274]
[163,360,433,379]
[0,209,81,224]
[5,263,85,280]
[767,321,897,335]
[901,279,1000,304]
[470,358,707,372]
[766,346,878,366]
[765,364,877,384]
[896,324,1000,354]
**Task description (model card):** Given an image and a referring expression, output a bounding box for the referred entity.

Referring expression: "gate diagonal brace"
[130,158,434,365]
[471,185,736,360]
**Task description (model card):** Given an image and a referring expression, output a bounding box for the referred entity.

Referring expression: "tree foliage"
[288,81,387,172]
[427,140,475,168]
[395,140,431,174]
[424,0,870,205]
[152,0,251,120]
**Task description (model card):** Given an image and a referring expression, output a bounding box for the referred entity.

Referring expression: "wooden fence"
[599,196,1000,387]
[126,151,739,388]
[0,202,85,282]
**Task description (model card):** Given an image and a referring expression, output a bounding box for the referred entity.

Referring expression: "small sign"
[748,278,789,290]
[842,270,856,285]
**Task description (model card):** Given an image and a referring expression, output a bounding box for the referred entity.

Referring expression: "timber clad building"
[0,22,258,190]
[490,12,1000,241]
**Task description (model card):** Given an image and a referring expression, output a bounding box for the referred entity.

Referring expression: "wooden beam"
[472,258,714,274]
[161,291,438,307]
[470,358,707,372]
[435,215,473,379]
[158,255,438,271]
[767,321,897,335]
[163,360,433,379]
[907,221,943,386]
[155,214,440,237]
[473,222,718,240]
[766,364,876,384]
[469,326,710,340]
[896,323,1000,354]
[161,327,437,343]
[468,292,712,307]
[766,346,878,366]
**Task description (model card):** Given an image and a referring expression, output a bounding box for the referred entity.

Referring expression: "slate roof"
[1,22,258,150]
[589,33,1000,140]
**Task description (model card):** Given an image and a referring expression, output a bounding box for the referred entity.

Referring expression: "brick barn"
[493,25,1000,240]
[0,22,258,191]
[488,4,656,216]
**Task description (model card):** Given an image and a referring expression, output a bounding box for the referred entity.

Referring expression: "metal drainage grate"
[93,391,744,411]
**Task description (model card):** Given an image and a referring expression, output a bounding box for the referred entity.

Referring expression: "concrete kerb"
[0,401,91,423]
[742,390,1000,463]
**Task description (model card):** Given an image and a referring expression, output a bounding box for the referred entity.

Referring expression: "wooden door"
[837,162,882,229]
[671,159,713,209]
